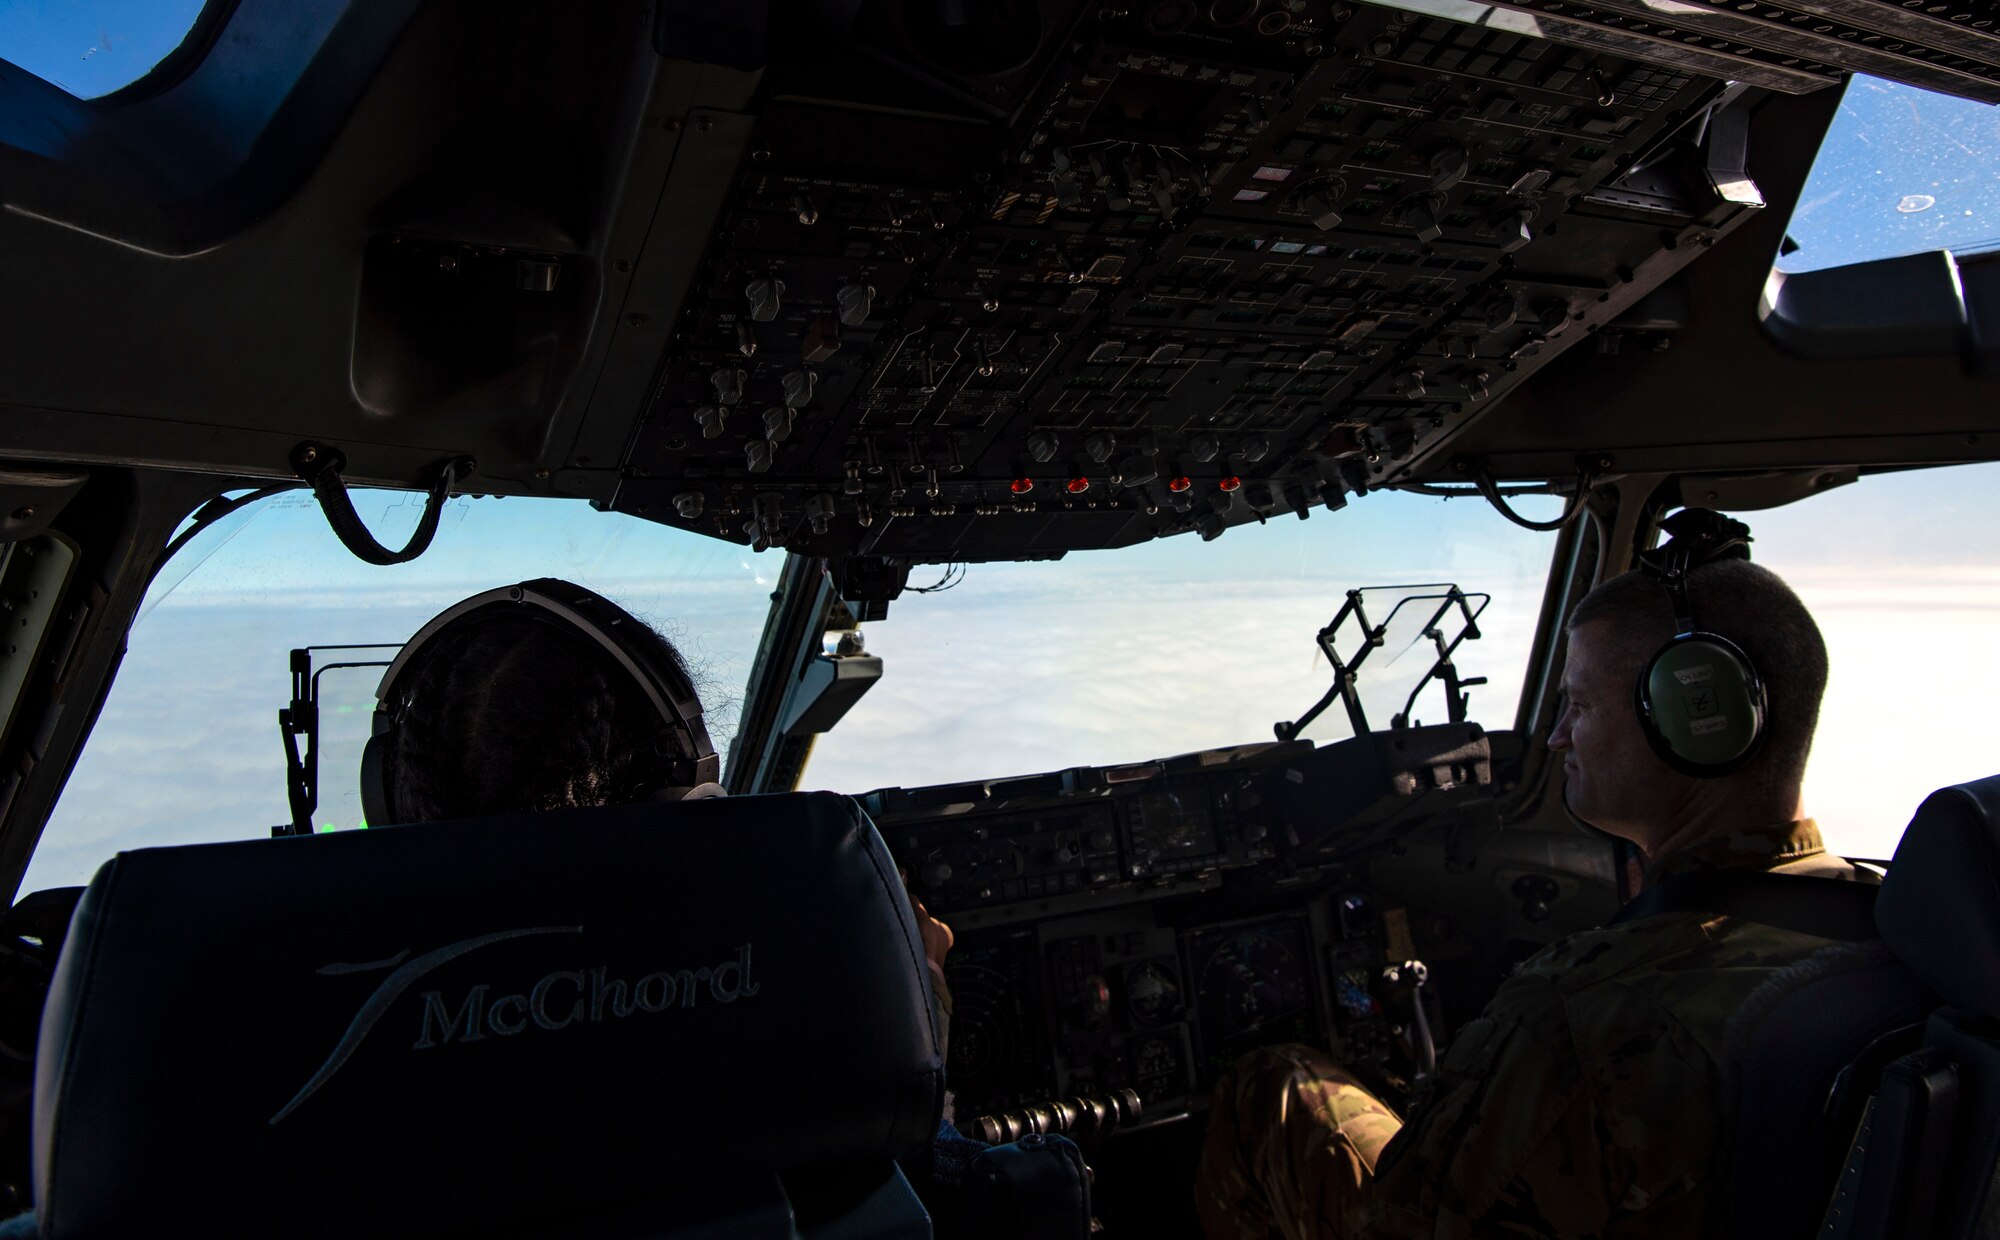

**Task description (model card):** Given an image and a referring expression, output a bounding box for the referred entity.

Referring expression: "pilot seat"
[1695,774,2000,1238]
[28,792,946,1238]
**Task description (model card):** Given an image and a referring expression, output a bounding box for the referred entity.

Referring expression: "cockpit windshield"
[798,493,1562,792]
[24,493,782,888]
[24,488,1565,889]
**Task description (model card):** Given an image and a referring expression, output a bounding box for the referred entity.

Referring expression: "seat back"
[1723,940,1935,1239]
[32,792,944,1238]
[1611,868,1934,1239]
[1851,774,2000,1239]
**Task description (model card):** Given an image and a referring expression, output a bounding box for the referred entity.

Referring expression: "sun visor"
[32,792,945,1238]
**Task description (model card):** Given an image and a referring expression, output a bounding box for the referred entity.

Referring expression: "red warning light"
[1167,476,1193,493]
[1010,477,1035,494]
[1218,476,1242,492]
[1066,477,1092,494]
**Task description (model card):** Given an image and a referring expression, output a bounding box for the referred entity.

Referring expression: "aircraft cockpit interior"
[6,0,2000,1235]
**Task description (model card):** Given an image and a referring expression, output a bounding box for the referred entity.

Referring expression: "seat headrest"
[1878,774,2000,1022]
[33,792,945,1239]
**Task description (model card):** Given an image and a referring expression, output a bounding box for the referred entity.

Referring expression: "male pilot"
[1198,543,1866,1238]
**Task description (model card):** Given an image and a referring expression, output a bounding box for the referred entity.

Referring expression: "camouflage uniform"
[1198,819,1868,1239]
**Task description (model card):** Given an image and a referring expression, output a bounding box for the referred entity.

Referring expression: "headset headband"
[1637,509,1753,622]
[366,579,719,823]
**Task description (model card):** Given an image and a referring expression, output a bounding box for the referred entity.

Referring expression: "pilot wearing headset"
[363,578,955,1009]
[1199,512,1867,1239]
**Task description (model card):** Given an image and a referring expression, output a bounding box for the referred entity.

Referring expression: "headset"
[1632,509,1766,777]
[359,579,719,826]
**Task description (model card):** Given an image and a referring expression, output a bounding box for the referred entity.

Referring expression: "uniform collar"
[1649,817,1825,880]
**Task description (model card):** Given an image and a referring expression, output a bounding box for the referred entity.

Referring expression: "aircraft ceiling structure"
[3,0,2000,565]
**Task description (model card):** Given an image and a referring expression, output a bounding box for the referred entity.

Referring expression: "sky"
[0,0,206,98]
[1776,74,2000,273]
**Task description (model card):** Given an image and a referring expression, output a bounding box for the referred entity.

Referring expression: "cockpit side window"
[0,0,216,100]
[1777,74,2000,274]
[1739,460,2000,859]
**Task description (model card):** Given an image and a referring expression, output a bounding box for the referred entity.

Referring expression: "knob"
[763,406,794,443]
[711,368,746,405]
[1492,205,1535,253]
[1508,167,1552,196]
[1300,188,1343,232]
[1242,822,1268,843]
[837,282,875,327]
[745,439,774,474]
[921,860,954,887]
[1084,431,1117,464]
[736,321,757,357]
[693,405,727,439]
[1070,975,1112,1024]
[1465,369,1491,402]
[1190,434,1221,463]
[672,491,705,519]
[1114,455,1158,488]
[1239,435,1270,464]
[1395,368,1427,399]
[1027,431,1061,464]
[1088,829,1114,851]
[783,369,816,410]
[1397,193,1446,244]
[804,493,835,536]
[792,192,819,226]
[1429,145,1470,192]
[745,277,784,322]
[801,313,840,364]
[1481,295,1520,333]
[754,493,784,537]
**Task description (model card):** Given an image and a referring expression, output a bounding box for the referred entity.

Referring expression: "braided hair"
[381,608,701,824]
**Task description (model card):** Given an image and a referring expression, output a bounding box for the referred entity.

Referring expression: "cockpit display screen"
[1125,787,1217,866]
[1184,916,1317,1074]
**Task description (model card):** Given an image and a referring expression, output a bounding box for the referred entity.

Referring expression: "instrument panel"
[870,731,1479,1131]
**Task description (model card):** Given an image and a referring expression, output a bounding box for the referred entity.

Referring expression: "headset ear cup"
[358,728,391,827]
[1635,632,1767,777]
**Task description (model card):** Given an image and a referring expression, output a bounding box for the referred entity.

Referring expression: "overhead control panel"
[610,0,1778,559]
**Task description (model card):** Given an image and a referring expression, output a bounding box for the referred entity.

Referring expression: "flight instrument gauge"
[1122,958,1184,1028]
[1186,917,1316,1072]
[943,934,1049,1112]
